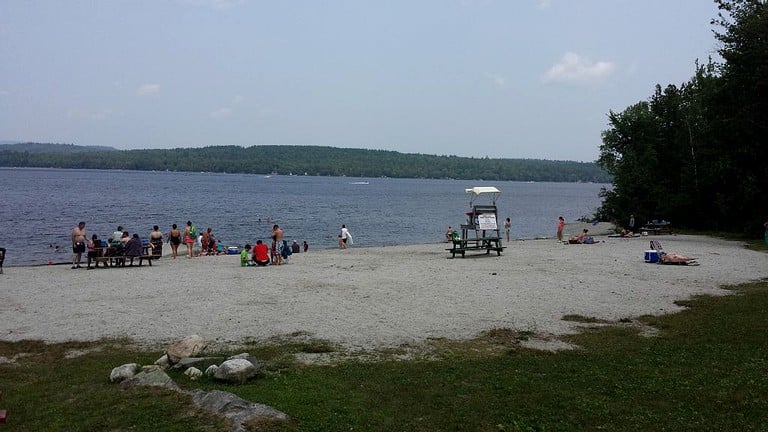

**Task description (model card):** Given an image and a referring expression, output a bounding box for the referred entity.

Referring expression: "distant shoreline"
[0,143,611,183]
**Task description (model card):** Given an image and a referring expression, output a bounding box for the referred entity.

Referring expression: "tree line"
[0,144,610,183]
[597,0,767,235]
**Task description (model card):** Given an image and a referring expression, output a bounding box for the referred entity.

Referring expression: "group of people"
[240,224,310,267]
[167,221,220,259]
[70,220,322,269]
[70,222,149,269]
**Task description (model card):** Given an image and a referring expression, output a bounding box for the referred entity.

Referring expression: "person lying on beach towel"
[659,252,698,265]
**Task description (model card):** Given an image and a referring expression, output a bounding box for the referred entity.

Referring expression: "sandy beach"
[1,231,766,352]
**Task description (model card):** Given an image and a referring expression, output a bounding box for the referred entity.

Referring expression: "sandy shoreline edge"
[2,234,766,352]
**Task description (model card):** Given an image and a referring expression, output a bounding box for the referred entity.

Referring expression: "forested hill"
[0,142,116,153]
[0,143,610,183]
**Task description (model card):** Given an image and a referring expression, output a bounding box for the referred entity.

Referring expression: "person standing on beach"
[504,217,511,242]
[339,224,352,249]
[272,224,284,265]
[557,216,565,242]
[184,221,197,258]
[628,214,635,231]
[303,241,309,252]
[71,221,87,269]
[168,224,181,259]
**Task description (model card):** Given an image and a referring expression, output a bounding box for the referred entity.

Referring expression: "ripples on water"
[0,168,608,266]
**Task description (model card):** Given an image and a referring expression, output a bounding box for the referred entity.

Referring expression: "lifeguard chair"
[447,186,505,258]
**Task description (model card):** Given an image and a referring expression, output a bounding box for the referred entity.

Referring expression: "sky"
[0,0,722,162]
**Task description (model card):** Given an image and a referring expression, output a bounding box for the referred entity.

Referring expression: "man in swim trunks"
[71,221,87,269]
[272,224,284,265]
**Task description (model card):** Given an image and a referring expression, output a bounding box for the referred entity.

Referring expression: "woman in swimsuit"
[183,220,195,258]
[168,223,182,259]
[149,225,164,259]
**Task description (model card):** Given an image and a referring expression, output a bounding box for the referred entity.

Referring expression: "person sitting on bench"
[124,234,143,265]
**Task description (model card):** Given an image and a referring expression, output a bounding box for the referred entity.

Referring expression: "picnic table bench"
[641,221,672,235]
[447,235,504,258]
[92,246,155,268]
[447,222,505,258]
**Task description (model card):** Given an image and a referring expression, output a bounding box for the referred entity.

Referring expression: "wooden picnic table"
[447,224,505,258]
[641,222,672,235]
[92,245,155,268]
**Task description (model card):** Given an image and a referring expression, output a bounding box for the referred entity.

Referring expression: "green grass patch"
[2,282,768,431]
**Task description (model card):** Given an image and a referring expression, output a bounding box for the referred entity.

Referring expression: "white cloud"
[210,107,232,119]
[137,84,161,96]
[543,52,615,85]
[537,0,552,9]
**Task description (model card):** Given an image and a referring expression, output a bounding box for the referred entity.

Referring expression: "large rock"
[227,353,263,372]
[118,368,179,391]
[166,335,206,364]
[192,390,289,432]
[110,363,140,383]
[213,359,258,384]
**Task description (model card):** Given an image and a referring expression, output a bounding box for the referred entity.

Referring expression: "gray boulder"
[166,335,206,364]
[227,353,263,371]
[109,363,140,383]
[118,368,179,391]
[214,358,258,384]
[192,390,289,432]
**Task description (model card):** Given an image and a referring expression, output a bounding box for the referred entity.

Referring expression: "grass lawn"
[2,280,767,431]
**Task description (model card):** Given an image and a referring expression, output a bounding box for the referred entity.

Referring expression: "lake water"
[0,168,608,267]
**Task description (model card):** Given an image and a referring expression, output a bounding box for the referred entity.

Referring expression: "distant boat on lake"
[349,181,369,185]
